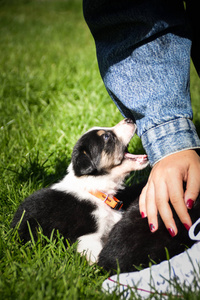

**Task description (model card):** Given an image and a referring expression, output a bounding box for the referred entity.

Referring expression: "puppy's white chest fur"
[77,201,122,263]
[52,175,123,263]
[94,201,122,240]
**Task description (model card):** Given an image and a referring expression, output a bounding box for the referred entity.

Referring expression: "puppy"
[98,179,200,273]
[11,119,148,262]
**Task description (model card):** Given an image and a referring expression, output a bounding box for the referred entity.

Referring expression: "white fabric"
[102,218,200,299]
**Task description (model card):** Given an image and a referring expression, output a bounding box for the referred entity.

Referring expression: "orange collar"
[89,190,123,210]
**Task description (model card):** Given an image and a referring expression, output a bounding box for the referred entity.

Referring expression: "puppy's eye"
[103,133,110,141]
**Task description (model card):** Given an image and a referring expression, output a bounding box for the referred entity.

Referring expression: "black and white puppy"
[11,119,148,263]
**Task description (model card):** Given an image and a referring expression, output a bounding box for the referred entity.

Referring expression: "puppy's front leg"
[77,233,103,264]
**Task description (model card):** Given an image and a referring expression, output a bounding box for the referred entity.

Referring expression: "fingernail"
[183,223,191,231]
[168,228,176,237]
[141,212,146,218]
[149,223,155,232]
[186,199,194,209]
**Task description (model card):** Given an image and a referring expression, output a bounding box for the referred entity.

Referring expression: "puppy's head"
[71,119,148,177]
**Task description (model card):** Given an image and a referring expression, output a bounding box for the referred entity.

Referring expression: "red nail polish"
[186,199,194,209]
[149,223,155,232]
[168,228,175,237]
[183,223,191,231]
[141,212,146,218]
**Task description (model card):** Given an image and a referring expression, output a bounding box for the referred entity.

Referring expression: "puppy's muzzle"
[113,118,136,145]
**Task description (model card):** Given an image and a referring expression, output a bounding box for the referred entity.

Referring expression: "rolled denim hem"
[141,118,200,166]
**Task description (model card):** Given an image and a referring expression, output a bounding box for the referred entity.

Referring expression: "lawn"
[0,0,200,299]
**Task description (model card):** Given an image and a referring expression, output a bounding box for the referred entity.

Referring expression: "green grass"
[0,1,200,299]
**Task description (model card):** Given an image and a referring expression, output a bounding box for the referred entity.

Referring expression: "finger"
[145,181,158,232]
[184,165,200,209]
[153,181,177,236]
[139,171,154,218]
[139,184,148,218]
[168,175,192,231]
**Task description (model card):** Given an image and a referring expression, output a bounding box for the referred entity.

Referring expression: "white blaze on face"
[112,119,136,145]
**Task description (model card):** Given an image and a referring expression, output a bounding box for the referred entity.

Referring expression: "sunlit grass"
[0,1,200,299]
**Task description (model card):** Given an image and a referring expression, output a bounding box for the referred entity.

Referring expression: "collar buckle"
[90,190,123,210]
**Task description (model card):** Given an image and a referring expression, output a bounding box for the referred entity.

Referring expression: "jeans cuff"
[141,118,200,166]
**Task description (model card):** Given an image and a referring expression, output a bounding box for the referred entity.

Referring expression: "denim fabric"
[83,0,200,166]
[142,118,200,165]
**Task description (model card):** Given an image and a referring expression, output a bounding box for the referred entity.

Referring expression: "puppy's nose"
[125,118,134,124]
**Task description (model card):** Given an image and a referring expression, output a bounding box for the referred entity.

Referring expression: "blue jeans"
[83,0,200,166]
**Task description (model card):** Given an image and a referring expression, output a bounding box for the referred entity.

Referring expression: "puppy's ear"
[72,149,97,176]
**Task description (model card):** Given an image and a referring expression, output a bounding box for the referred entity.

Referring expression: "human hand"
[139,150,200,236]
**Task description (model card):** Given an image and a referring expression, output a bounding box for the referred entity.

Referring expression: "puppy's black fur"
[98,183,200,273]
[12,189,97,245]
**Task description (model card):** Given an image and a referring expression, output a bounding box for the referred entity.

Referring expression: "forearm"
[83,0,200,165]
